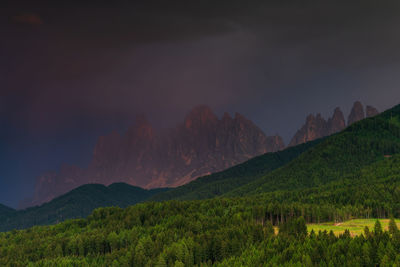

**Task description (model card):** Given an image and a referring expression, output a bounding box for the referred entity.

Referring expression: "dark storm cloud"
[12,13,43,25]
[1,0,400,207]
[2,0,400,133]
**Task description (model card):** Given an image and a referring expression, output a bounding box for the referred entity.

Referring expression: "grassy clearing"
[307,218,400,236]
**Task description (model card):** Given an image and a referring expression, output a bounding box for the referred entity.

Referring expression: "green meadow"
[307,218,400,236]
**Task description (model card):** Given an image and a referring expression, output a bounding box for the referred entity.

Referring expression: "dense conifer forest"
[0,184,168,232]
[151,139,323,202]
[1,200,400,266]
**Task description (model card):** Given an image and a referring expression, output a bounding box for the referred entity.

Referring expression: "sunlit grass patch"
[307,218,400,236]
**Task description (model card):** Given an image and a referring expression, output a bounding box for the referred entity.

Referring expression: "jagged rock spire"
[348,101,365,125]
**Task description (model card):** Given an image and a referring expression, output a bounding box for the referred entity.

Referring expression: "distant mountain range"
[227,104,395,197]
[21,105,284,208]
[0,183,168,232]
[150,139,323,202]
[21,102,378,208]
[153,103,399,207]
[289,101,379,146]
[2,103,399,266]
[0,138,322,232]
[1,102,395,232]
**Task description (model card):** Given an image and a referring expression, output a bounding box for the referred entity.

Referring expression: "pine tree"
[155,254,168,267]
[364,226,371,239]
[389,217,399,236]
[362,242,371,267]
[174,260,185,267]
[374,220,383,236]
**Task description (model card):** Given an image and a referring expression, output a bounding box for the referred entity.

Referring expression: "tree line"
[1,198,400,266]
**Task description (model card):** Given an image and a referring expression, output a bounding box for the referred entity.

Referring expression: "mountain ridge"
[4,104,399,233]
[226,103,400,197]
[22,105,284,208]
[289,101,378,146]
[1,183,168,232]
[150,138,323,202]
[20,102,380,209]
[0,204,15,218]
[151,103,399,204]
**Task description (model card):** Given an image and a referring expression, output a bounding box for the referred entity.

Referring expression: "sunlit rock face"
[24,105,285,208]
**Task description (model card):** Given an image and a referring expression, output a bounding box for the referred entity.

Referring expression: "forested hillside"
[226,104,400,197]
[151,139,322,202]
[0,130,322,232]
[0,183,168,232]
[0,204,15,218]
[1,199,400,266]
[1,105,400,265]
[152,104,400,203]
[258,153,400,212]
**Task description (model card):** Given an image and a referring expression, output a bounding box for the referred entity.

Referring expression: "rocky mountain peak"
[289,113,328,147]
[366,105,379,118]
[327,107,346,134]
[348,101,365,125]
[234,112,247,120]
[316,113,324,120]
[290,102,375,147]
[221,112,233,123]
[184,105,218,129]
[305,114,316,123]
[234,112,258,128]
[25,105,285,208]
[332,107,344,118]
[126,114,154,140]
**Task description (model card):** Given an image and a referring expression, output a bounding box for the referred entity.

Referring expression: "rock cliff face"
[25,105,285,207]
[288,113,331,147]
[366,105,379,118]
[327,107,346,135]
[347,101,365,125]
[289,102,378,147]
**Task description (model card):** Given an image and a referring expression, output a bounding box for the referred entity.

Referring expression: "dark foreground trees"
[0,198,400,266]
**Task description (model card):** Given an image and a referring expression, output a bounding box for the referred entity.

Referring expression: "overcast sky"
[1,0,400,207]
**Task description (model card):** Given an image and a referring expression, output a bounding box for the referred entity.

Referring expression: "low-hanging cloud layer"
[1,0,400,207]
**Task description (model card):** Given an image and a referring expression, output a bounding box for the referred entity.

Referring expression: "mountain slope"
[0,204,15,219]
[151,139,323,202]
[227,104,400,197]
[262,153,400,213]
[153,105,397,202]
[0,183,169,232]
[26,105,284,208]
